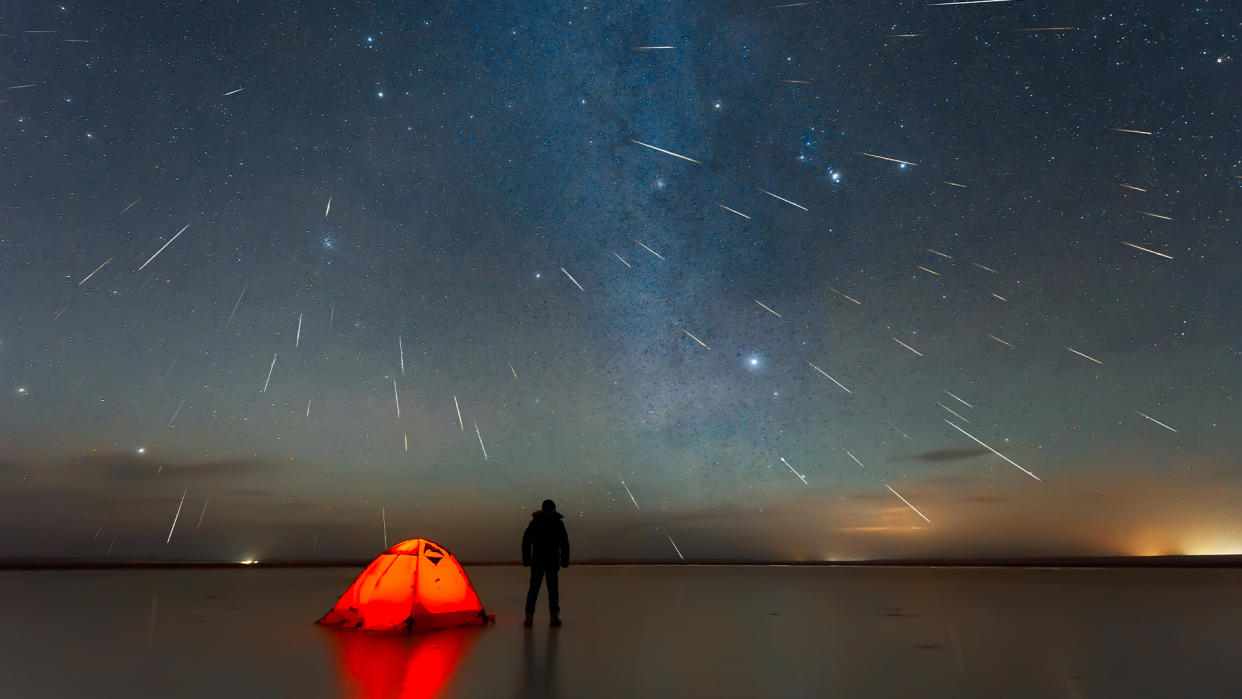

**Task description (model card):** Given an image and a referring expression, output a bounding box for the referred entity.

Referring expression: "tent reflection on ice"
[318,538,492,633]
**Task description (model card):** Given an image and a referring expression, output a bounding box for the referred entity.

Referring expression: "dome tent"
[318,539,490,633]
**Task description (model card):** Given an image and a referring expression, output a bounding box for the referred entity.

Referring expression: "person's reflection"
[329,627,480,699]
[515,628,561,698]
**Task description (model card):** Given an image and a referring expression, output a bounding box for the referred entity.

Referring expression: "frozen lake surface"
[3,565,1241,698]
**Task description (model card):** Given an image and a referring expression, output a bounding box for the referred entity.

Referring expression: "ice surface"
[2,565,1241,698]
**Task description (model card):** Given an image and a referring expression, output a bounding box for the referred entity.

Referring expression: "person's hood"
[532,510,563,519]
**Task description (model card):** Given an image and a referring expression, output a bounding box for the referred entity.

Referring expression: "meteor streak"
[166,489,187,543]
[1121,241,1173,259]
[944,390,973,408]
[1017,26,1075,31]
[666,533,684,560]
[780,457,808,484]
[1109,127,1153,135]
[928,0,1013,5]
[942,181,968,188]
[1065,346,1103,365]
[138,224,190,271]
[1120,183,1148,192]
[613,252,632,268]
[261,353,277,392]
[916,266,941,276]
[754,299,782,318]
[225,282,247,328]
[393,378,400,418]
[992,293,1008,301]
[119,198,141,214]
[223,87,244,96]
[509,362,518,379]
[892,337,923,356]
[399,336,405,374]
[781,79,812,85]
[988,334,1014,348]
[195,488,212,533]
[629,139,702,164]
[809,363,852,394]
[1134,410,1178,433]
[943,419,1041,481]
[307,400,311,417]
[1136,210,1173,221]
[295,312,302,347]
[78,256,113,286]
[324,196,332,218]
[620,478,640,510]
[453,395,464,430]
[827,286,863,305]
[759,188,808,211]
[927,249,953,259]
[857,152,917,167]
[634,239,665,260]
[937,401,971,423]
[972,262,999,274]
[718,204,751,219]
[846,451,866,469]
[560,267,585,291]
[474,422,489,460]
[168,398,185,428]
[632,46,675,50]
[681,328,710,350]
[886,485,931,523]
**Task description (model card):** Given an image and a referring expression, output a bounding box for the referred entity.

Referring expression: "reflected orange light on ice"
[328,627,480,699]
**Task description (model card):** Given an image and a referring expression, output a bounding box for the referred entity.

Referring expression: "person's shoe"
[549,615,562,627]
[522,614,533,627]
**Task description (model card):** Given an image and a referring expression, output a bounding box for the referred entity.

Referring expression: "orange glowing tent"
[318,539,490,633]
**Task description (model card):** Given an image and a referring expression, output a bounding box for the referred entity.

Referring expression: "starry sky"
[2,1,1239,562]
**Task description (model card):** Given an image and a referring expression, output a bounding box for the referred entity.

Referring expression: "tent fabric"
[318,539,488,633]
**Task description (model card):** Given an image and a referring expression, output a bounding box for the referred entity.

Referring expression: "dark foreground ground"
[2,565,1240,698]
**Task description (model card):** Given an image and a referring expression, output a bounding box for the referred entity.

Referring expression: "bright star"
[137,447,146,455]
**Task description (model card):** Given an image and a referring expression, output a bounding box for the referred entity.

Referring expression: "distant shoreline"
[3,555,1242,570]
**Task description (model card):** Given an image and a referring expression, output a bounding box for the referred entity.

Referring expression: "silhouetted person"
[522,499,569,627]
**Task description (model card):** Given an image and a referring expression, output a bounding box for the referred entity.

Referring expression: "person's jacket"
[522,510,570,568]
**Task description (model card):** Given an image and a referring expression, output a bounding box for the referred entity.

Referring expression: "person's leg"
[525,566,544,615]
[546,566,559,616]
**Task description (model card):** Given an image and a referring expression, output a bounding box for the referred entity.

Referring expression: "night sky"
[2,1,1239,562]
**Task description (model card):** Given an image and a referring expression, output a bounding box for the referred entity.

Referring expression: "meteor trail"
[138,224,190,271]
[223,87,244,96]
[809,363,852,394]
[759,188,808,211]
[937,402,971,423]
[992,293,1008,301]
[613,252,632,268]
[120,198,141,214]
[261,353,277,392]
[166,489,187,543]
[634,239,665,260]
[944,390,973,408]
[1134,410,1178,433]
[167,399,185,428]
[827,286,863,305]
[509,362,518,379]
[632,46,675,50]
[560,267,585,291]
[393,378,401,418]
[943,419,1041,481]
[681,328,710,350]
[1109,127,1153,135]
[988,334,1014,348]
[1065,346,1103,365]
[324,196,332,218]
[718,204,751,219]
[857,152,917,167]
[474,422,489,460]
[295,313,302,347]
[781,79,812,85]
[620,478,640,510]
[916,266,941,276]
[195,488,212,533]
[754,299,782,318]
[892,337,924,357]
[1136,210,1173,221]
[307,400,311,417]
[666,533,684,560]
[1120,183,1148,192]
[972,262,999,274]
[629,139,702,164]
[780,457,808,484]
[942,181,968,188]
[1121,241,1173,259]
[886,485,931,523]
[399,336,405,374]
[453,395,464,431]
[845,451,866,469]
[78,256,113,286]
[225,282,247,329]
[927,249,953,259]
